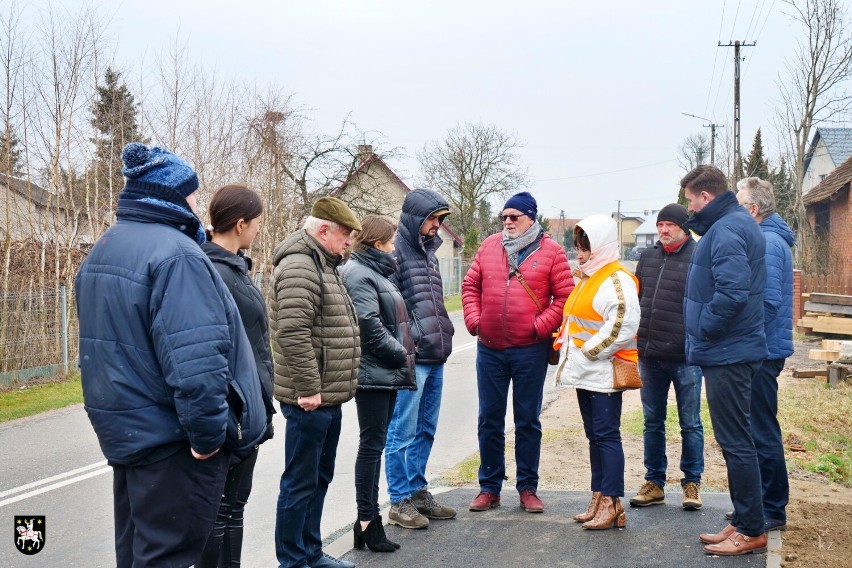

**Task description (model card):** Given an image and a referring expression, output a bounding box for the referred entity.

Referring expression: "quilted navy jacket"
[76,198,266,465]
[683,191,768,366]
[760,213,795,360]
[392,189,455,365]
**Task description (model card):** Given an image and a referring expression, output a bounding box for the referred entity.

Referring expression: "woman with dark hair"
[198,184,276,567]
[553,215,640,530]
[342,215,416,553]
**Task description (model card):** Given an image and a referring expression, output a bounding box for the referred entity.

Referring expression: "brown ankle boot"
[582,496,626,530]
[574,491,602,522]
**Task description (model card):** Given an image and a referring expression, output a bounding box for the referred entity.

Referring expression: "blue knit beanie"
[121,142,199,202]
[503,191,537,219]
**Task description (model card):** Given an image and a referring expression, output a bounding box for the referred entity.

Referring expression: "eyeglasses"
[501,213,527,222]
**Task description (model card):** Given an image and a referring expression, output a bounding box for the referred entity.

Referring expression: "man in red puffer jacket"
[462,192,573,515]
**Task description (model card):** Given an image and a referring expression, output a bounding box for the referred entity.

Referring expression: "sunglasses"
[501,213,527,222]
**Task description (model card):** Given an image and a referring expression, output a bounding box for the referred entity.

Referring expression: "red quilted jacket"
[462,232,573,350]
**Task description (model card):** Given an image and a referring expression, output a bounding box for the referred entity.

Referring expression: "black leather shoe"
[765,519,787,531]
[724,510,733,520]
[309,552,354,568]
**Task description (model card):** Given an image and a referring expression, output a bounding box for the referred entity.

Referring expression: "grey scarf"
[503,222,543,273]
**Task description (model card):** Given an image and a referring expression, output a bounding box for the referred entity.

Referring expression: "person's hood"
[684,191,740,236]
[760,213,795,247]
[575,214,619,276]
[398,188,450,250]
[201,241,250,274]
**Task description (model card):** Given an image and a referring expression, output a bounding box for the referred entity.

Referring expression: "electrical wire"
[532,159,678,183]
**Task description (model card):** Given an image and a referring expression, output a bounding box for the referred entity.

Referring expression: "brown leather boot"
[582,496,626,530]
[573,491,602,523]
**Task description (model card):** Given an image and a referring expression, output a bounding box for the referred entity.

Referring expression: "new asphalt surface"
[337,489,774,568]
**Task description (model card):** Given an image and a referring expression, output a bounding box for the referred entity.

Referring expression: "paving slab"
[340,489,769,568]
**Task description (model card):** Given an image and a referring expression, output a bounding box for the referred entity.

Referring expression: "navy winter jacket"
[683,191,768,366]
[392,189,455,364]
[760,213,795,360]
[76,198,266,465]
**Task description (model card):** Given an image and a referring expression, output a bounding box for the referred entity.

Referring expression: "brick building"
[803,155,852,278]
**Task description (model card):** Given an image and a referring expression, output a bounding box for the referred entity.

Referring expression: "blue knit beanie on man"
[503,191,537,220]
[120,142,205,244]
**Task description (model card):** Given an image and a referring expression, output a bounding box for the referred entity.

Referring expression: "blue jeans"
[639,357,704,488]
[275,403,342,568]
[476,341,549,495]
[751,358,788,524]
[385,363,443,503]
[577,389,625,497]
[703,362,764,537]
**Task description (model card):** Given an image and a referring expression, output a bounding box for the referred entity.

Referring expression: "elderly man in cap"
[629,204,705,512]
[462,191,572,514]
[271,196,362,568]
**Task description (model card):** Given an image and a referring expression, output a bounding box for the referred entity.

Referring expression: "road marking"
[451,341,477,354]
[0,460,110,508]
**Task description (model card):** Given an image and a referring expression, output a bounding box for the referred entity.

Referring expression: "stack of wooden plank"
[807,339,852,362]
[798,293,852,335]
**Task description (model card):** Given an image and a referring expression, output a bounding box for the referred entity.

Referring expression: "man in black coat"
[629,204,704,512]
[384,188,457,529]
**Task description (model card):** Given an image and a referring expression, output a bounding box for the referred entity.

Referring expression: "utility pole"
[559,209,565,248]
[682,112,724,165]
[719,40,755,180]
[616,200,622,260]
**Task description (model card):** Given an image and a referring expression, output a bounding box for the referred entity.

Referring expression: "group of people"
[75,140,792,568]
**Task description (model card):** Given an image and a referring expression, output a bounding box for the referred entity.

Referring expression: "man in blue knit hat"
[76,143,265,568]
[463,191,573,514]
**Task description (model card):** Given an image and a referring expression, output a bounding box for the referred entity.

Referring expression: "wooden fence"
[800,273,852,296]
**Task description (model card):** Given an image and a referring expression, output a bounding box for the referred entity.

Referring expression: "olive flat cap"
[311,197,362,232]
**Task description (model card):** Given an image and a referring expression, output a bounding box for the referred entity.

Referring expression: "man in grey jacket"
[271,197,361,568]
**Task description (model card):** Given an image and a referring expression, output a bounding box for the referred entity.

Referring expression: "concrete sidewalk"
[334,489,778,568]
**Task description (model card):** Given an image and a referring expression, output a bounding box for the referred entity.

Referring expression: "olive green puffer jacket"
[270,229,360,406]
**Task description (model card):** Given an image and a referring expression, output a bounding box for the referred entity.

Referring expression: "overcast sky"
[59,0,803,220]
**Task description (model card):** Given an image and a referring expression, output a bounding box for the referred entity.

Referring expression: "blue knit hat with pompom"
[121,142,199,201]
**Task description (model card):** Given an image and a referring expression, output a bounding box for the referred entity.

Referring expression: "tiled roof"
[632,217,659,236]
[803,155,852,206]
[805,128,852,173]
[0,173,53,207]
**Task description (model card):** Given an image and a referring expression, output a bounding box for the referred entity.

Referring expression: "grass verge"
[779,379,852,485]
[0,373,83,422]
[444,293,461,313]
[621,398,714,441]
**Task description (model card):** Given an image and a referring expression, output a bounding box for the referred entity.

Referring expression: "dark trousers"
[355,389,397,521]
[703,362,765,537]
[197,450,260,568]
[752,358,789,524]
[476,341,549,494]
[275,403,342,568]
[576,389,625,497]
[113,445,229,568]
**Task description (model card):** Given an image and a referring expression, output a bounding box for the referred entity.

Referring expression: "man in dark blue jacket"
[385,188,456,529]
[681,165,769,556]
[630,204,704,512]
[76,143,264,568]
[736,177,794,533]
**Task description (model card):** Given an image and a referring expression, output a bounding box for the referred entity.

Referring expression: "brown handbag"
[514,269,560,365]
[612,357,642,390]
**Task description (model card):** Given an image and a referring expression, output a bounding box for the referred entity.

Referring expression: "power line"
[704,0,729,117]
[532,159,678,183]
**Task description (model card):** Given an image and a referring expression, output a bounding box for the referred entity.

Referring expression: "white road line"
[0,461,110,507]
[451,341,477,354]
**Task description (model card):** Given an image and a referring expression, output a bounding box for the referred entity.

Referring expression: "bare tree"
[418,122,527,246]
[677,133,711,172]
[775,0,852,267]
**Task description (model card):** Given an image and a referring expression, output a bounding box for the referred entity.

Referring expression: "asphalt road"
[0,313,559,567]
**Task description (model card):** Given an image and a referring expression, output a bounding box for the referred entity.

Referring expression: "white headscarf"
[575,214,619,276]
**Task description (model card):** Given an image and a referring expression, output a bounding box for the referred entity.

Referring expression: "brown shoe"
[582,496,626,530]
[629,481,665,507]
[574,491,602,523]
[411,489,457,520]
[699,523,736,544]
[682,481,702,510]
[469,491,500,512]
[703,532,768,556]
[519,488,545,513]
[388,498,429,529]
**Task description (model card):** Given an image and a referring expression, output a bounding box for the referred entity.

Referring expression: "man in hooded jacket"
[384,188,457,529]
[735,177,794,533]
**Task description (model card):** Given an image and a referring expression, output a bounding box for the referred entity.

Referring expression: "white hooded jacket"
[555,215,640,393]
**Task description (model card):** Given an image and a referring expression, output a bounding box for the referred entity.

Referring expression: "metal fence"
[0,285,76,386]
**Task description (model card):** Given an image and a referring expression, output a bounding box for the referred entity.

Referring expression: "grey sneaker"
[682,481,702,510]
[411,488,457,519]
[629,480,665,507]
[388,497,429,529]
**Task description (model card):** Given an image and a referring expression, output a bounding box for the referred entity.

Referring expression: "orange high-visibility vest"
[554,261,638,363]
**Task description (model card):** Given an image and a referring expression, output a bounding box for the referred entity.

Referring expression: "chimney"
[357,144,373,164]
